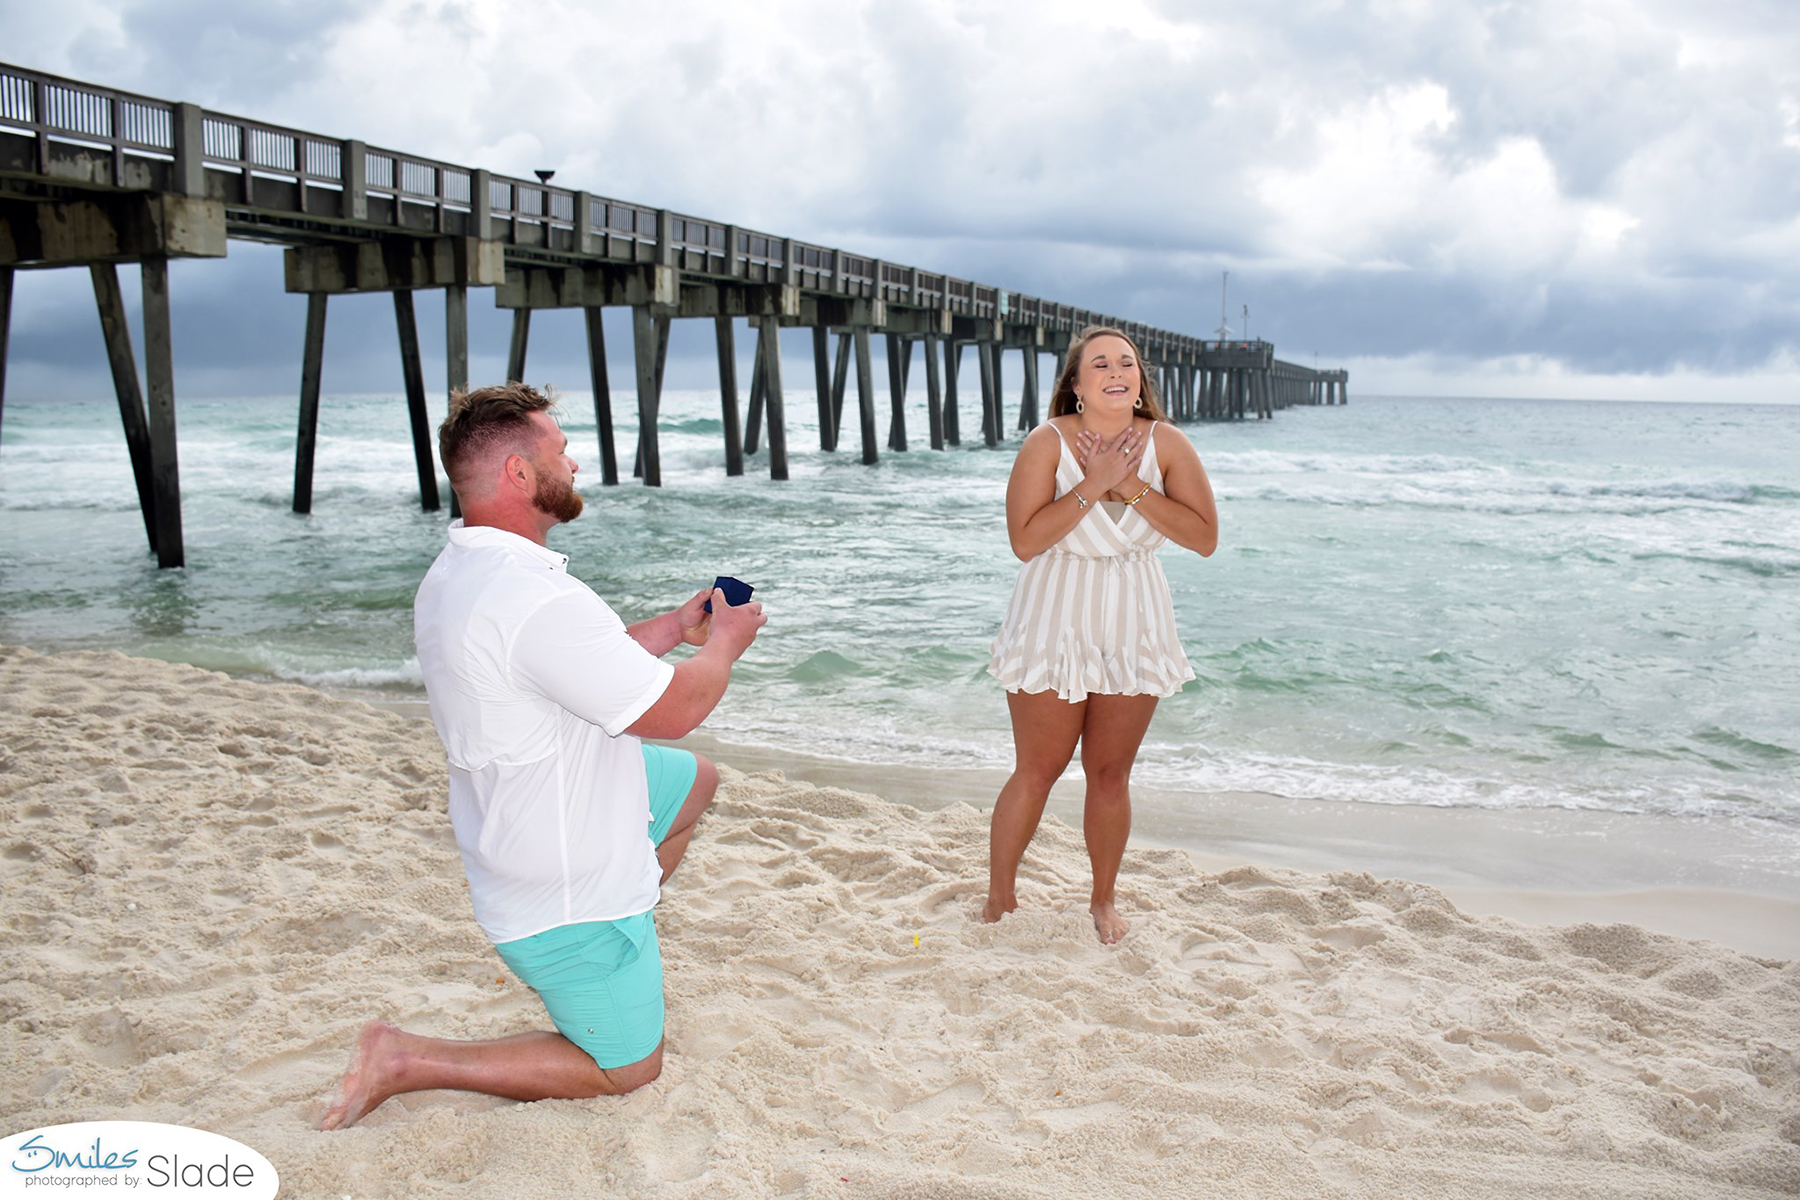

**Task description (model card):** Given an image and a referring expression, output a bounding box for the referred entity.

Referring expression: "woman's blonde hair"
[1047,326,1167,421]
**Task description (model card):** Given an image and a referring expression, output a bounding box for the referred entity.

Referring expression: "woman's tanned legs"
[984,689,1085,922]
[1078,693,1158,942]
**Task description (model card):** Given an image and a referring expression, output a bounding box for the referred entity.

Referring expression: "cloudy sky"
[4,0,1798,403]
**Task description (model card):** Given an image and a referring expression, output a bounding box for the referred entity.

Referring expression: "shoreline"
[6,645,1799,1197]
[671,729,1800,962]
[329,687,1800,961]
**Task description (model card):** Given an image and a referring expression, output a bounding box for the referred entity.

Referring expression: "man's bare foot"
[1091,902,1129,944]
[981,893,1017,923]
[320,1021,403,1131]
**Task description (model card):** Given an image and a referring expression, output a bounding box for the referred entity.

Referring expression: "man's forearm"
[625,642,736,739]
[626,610,686,657]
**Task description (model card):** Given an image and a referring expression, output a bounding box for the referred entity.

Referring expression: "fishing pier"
[0,63,1348,568]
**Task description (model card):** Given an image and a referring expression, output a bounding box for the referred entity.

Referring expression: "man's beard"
[532,473,584,523]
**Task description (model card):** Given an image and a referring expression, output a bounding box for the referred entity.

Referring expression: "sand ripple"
[2,645,1796,1197]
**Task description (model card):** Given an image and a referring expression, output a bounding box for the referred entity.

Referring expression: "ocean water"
[2,386,1796,838]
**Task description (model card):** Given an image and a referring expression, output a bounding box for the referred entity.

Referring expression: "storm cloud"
[4,0,1797,402]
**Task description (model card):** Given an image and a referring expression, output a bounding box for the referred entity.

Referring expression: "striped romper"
[988,422,1195,703]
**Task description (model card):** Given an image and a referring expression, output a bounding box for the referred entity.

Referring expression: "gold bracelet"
[1125,483,1152,506]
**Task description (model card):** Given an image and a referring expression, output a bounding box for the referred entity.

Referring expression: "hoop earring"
[1134,396,1144,409]
[1075,397,1084,413]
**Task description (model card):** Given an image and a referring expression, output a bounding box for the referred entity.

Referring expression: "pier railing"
[0,62,1171,346]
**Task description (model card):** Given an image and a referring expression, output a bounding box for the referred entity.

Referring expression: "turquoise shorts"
[492,744,699,1069]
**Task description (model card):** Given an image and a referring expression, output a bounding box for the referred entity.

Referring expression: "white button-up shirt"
[414,522,674,944]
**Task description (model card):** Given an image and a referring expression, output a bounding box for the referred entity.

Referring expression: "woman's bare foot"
[981,892,1018,923]
[1090,902,1129,944]
[319,1021,403,1131]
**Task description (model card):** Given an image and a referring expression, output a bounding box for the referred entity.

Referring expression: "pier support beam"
[852,325,879,465]
[1015,349,1031,432]
[507,309,530,383]
[393,291,441,511]
[993,348,1005,439]
[293,293,328,514]
[924,333,944,450]
[978,342,999,448]
[631,306,671,486]
[445,285,469,398]
[714,316,744,476]
[812,325,834,452]
[744,326,766,455]
[885,333,912,451]
[943,341,961,446]
[0,268,11,444]
[586,305,619,485]
[91,264,163,561]
[139,259,184,567]
[757,316,788,481]
[1020,344,1040,430]
[829,329,851,450]
[445,284,469,516]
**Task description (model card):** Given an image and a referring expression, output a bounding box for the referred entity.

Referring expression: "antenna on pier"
[1214,270,1233,340]
[1243,303,1250,343]
[534,169,556,184]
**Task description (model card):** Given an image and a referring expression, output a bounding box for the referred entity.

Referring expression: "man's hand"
[624,589,767,739]
[707,589,766,657]
[676,587,713,646]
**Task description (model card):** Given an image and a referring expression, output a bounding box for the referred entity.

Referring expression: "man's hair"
[438,382,558,494]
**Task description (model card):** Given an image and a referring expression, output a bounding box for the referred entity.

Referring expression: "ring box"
[703,575,754,613]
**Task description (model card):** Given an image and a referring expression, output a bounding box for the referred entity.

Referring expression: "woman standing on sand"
[984,326,1219,943]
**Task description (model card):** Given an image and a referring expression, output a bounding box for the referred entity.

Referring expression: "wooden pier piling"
[886,332,910,452]
[943,341,962,446]
[828,328,852,449]
[631,306,670,487]
[585,305,620,485]
[393,290,442,511]
[507,310,530,384]
[743,324,766,456]
[714,316,744,476]
[1019,344,1040,430]
[0,268,11,444]
[91,263,165,559]
[756,315,788,481]
[978,342,1000,448]
[811,325,833,452]
[924,334,945,450]
[853,325,879,465]
[293,294,328,514]
[137,258,183,568]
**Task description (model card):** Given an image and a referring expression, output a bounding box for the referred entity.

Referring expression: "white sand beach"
[3,644,1797,1197]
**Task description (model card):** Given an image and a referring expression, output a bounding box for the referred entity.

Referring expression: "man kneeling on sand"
[322,382,765,1130]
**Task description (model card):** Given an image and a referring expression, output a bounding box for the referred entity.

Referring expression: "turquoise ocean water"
[2,387,1796,847]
